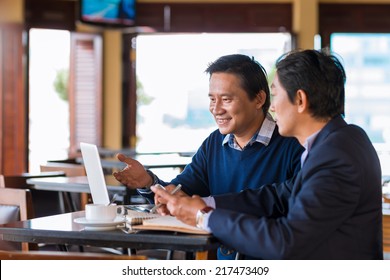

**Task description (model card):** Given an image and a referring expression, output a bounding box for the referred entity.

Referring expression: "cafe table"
[91,153,193,172]
[26,176,144,211]
[0,211,219,260]
[26,175,126,194]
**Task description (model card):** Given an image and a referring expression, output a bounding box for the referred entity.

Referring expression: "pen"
[149,184,182,213]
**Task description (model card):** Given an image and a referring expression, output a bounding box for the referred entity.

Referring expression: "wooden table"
[3,171,66,189]
[0,211,219,260]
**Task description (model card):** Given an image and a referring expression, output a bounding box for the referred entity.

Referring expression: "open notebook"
[80,142,209,235]
[127,210,210,235]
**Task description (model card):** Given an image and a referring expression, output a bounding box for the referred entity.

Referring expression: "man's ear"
[256,90,266,109]
[296,89,308,113]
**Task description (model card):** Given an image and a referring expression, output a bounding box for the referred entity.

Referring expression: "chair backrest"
[40,162,86,177]
[0,250,147,260]
[40,163,89,210]
[0,188,35,251]
[0,188,34,221]
[383,210,390,253]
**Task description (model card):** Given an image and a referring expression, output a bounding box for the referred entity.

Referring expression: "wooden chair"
[0,250,147,260]
[1,172,67,218]
[39,162,86,177]
[0,187,35,251]
[40,163,90,211]
[383,210,390,253]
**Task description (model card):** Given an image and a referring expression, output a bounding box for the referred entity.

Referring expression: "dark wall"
[320,4,390,47]
[24,1,292,33]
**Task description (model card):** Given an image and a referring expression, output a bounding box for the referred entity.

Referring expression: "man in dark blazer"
[152,49,383,260]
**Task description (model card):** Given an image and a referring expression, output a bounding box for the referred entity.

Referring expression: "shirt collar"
[222,112,276,150]
[303,130,320,152]
[300,130,321,167]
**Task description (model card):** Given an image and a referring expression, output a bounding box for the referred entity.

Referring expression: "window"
[29,29,71,173]
[28,29,102,173]
[331,33,390,176]
[135,33,292,153]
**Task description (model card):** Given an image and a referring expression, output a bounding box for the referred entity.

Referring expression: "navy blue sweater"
[156,127,304,197]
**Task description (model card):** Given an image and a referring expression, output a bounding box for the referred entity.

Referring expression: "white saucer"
[74,217,125,231]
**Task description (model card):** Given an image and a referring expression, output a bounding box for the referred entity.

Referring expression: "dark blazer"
[211,116,383,259]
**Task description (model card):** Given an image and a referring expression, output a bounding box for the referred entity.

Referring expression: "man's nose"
[211,100,224,114]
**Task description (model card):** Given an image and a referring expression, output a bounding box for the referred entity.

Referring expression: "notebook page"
[125,209,160,225]
[135,215,210,235]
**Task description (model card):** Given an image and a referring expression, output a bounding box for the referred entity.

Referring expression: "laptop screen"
[80,142,110,205]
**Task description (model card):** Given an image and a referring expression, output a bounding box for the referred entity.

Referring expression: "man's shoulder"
[320,117,371,147]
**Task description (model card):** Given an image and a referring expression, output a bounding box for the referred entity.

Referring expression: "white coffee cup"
[85,203,118,222]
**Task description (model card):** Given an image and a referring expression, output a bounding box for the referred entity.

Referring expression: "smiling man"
[113,54,304,259]
[152,49,383,260]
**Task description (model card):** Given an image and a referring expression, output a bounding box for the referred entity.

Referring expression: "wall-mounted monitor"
[79,0,136,28]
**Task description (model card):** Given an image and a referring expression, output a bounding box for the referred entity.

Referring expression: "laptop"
[80,142,110,205]
[80,142,155,212]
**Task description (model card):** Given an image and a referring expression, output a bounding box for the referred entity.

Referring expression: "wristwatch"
[196,206,214,229]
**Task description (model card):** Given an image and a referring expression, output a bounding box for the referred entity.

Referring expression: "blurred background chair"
[0,187,35,251]
[39,162,86,177]
[40,162,89,211]
[383,210,390,256]
[0,250,147,260]
[2,172,66,217]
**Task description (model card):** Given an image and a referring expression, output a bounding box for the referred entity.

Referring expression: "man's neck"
[234,113,266,148]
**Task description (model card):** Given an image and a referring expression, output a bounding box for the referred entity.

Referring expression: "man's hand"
[153,184,188,215]
[151,185,206,226]
[112,153,152,189]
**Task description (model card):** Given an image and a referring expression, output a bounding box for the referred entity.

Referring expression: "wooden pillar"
[292,0,318,49]
[0,23,26,175]
[103,30,123,149]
